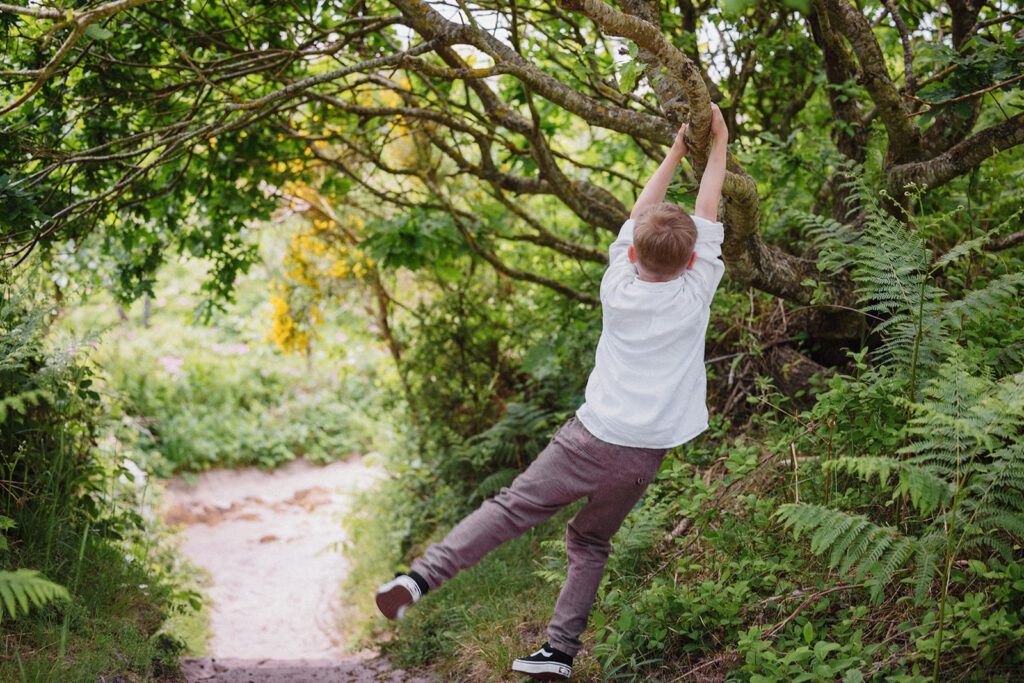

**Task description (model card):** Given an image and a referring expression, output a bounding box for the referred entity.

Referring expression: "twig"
[907,72,1024,116]
[791,443,800,503]
[764,584,861,637]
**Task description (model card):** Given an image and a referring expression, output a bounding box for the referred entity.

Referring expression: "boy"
[376,104,729,680]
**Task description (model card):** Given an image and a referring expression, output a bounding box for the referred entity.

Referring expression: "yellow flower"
[268,293,313,354]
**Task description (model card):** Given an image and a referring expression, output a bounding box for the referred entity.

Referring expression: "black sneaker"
[511,641,574,680]
[375,571,428,620]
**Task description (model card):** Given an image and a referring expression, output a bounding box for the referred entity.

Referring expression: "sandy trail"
[164,456,433,682]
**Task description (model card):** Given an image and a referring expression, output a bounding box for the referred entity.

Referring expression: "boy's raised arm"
[630,124,688,219]
[694,104,729,223]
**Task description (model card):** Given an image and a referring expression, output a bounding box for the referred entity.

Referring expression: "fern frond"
[825,456,899,486]
[776,504,945,600]
[896,461,954,516]
[826,456,953,516]
[839,525,890,576]
[878,537,917,587]
[0,388,51,423]
[829,517,872,568]
[945,273,1024,330]
[931,233,991,270]
[961,533,1014,561]
[853,533,894,581]
[473,468,519,500]
[809,509,859,555]
[461,402,554,472]
[912,544,939,602]
[973,510,1024,539]
[0,570,69,620]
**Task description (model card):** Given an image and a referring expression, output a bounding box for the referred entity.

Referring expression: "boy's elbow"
[694,201,718,222]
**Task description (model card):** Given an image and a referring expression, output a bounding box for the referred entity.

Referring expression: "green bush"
[0,276,184,681]
[100,328,386,473]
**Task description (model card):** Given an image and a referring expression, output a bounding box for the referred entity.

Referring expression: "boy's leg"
[410,418,589,591]
[545,445,666,657]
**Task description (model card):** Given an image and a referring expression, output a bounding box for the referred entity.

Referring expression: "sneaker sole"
[375,583,414,620]
[511,661,572,680]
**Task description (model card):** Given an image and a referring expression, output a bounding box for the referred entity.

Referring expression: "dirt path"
[178,656,434,683]
[164,456,433,682]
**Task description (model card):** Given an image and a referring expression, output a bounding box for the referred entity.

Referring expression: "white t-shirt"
[575,214,726,449]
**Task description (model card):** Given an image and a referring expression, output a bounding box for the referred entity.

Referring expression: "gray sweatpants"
[410,415,667,656]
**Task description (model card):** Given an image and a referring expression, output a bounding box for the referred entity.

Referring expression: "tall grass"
[1,276,186,681]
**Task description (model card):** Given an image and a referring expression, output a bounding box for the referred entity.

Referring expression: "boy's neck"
[635,266,683,282]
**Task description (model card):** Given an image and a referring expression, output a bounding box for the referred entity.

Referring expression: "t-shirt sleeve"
[600,218,636,300]
[682,215,726,304]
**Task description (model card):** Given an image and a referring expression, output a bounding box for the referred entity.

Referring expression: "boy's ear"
[686,251,697,270]
[628,244,637,263]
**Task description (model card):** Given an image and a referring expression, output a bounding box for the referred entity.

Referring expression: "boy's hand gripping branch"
[630,103,729,223]
[694,104,729,223]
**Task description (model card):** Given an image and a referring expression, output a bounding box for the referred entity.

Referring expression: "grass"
[156,561,212,657]
[347,495,616,682]
[0,537,184,682]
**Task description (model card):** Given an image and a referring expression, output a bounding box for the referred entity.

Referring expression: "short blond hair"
[634,202,697,277]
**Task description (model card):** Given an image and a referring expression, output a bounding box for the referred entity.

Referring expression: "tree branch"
[888,112,1024,190]
[824,0,920,161]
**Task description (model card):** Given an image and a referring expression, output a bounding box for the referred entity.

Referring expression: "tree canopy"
[2,0,1022,310]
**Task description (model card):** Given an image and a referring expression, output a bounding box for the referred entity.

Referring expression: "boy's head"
[628,202,698,281]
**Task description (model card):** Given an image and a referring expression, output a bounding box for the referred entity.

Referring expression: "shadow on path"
[180,655,434,682]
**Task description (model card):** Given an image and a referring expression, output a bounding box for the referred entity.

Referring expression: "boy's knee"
[484,488,559,533]
[566,522,612,557]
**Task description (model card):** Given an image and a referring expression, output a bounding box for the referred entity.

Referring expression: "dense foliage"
[98,303,387,474]
[344,167,1024,681]
[0,279,190,681]
[2,0,1023,680]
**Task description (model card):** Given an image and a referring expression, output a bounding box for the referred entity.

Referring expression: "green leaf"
[84,24,114,41]
[843,669,865,683]
[722,0,757,16]
[813,640,840,661]
[620,61,641,93]
[803,620,815,644]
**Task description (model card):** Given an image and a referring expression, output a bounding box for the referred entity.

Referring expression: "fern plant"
[777,173,1024,675]
[0,516,69,622]
[0,569,69,622]
[775,502,944,602]
[457,402,557,501]
[795,176,1024,393]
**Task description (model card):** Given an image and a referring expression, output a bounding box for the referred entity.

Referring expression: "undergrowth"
[345,171,1024,681]
[1,275,190,681]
